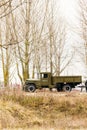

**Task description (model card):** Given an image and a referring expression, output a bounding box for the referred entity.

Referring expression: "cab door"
[40,73,51,87]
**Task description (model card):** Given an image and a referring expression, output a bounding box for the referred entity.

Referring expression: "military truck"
[23,72,82,92]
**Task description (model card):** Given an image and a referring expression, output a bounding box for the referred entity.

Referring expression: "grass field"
[0,88,87,130]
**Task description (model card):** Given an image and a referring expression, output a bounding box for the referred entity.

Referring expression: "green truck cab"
[23,72,82,92]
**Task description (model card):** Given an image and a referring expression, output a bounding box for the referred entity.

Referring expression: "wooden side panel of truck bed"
[52,76,82,84]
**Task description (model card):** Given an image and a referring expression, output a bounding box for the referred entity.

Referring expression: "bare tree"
[0,0,15,86]
[78,0,87,67]
[45,0,74,76]
[10,0,50,83]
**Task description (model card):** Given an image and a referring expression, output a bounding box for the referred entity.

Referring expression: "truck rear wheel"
[27,84,36,92]
[63,85,72,92]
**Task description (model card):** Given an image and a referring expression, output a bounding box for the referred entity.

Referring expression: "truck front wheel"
[63,85,72,92]
[27,84,36,92]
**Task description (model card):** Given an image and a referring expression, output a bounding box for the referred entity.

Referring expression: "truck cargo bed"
[52,76,82,84]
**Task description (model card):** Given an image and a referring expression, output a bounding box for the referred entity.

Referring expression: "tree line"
[0,0,86,86]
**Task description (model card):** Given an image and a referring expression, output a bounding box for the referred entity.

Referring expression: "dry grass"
[0,88,87,130]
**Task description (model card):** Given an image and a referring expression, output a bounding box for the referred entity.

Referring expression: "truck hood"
[25,79,40,86]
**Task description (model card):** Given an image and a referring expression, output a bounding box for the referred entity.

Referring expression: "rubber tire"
[57,87,62,92]
[63,85,71,92]
[27,84,36,92]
